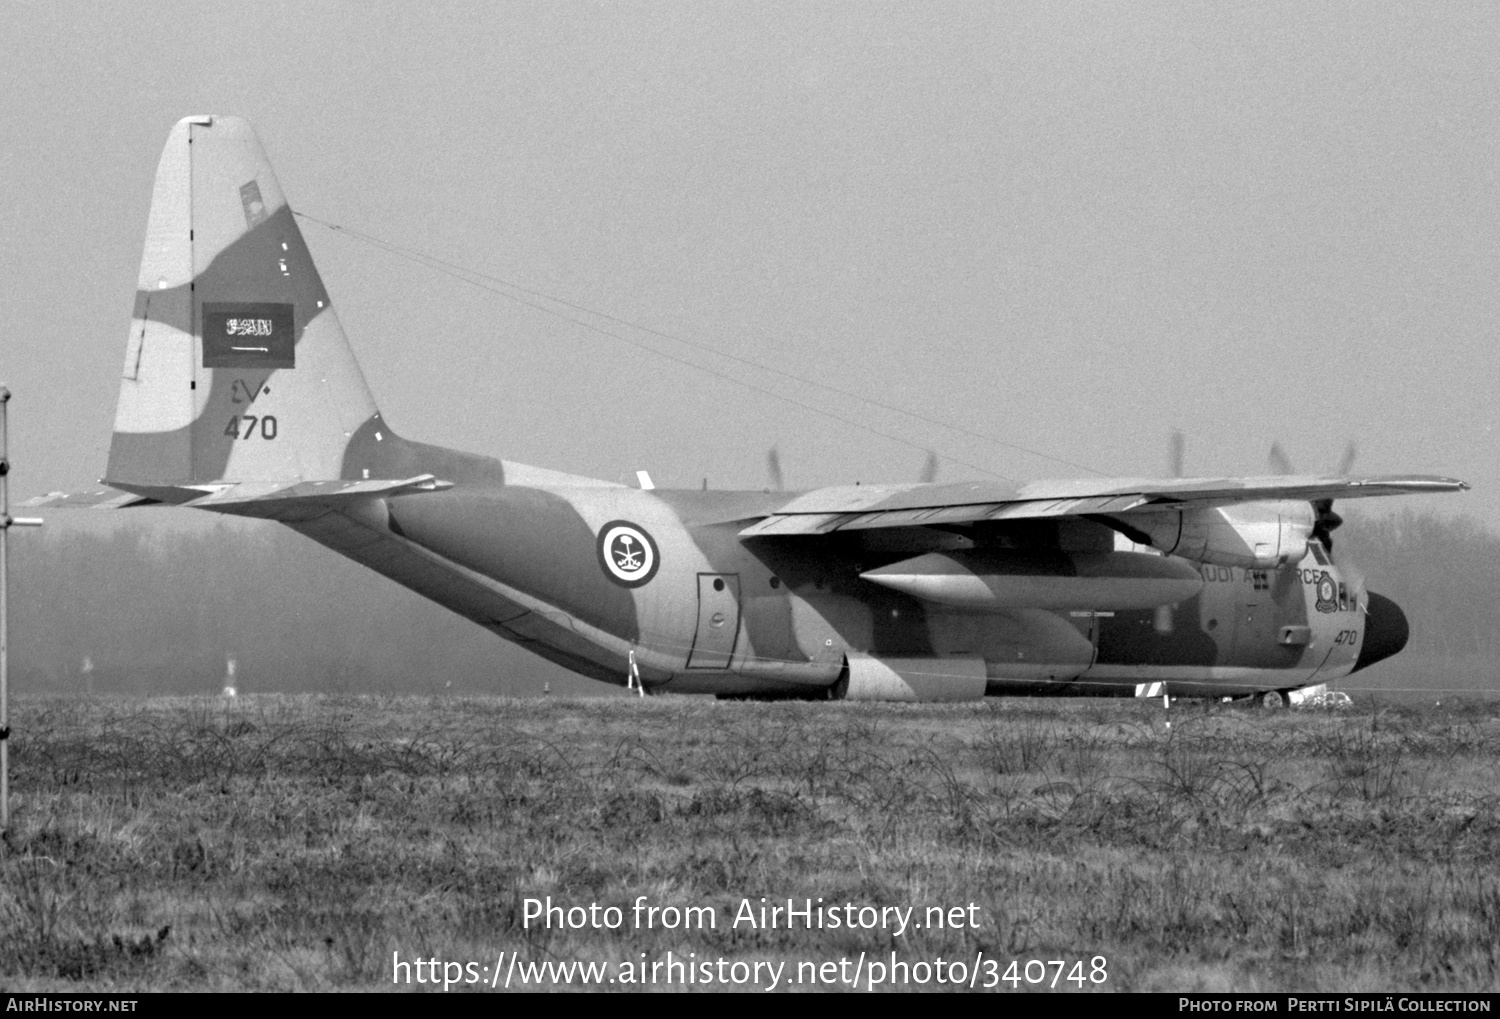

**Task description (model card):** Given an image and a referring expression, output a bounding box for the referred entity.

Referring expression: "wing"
[739,473,1468,537]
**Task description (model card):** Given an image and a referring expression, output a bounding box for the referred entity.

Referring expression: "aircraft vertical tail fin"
[107,115,385,487]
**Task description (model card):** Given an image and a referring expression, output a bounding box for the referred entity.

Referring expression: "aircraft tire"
[1261,690,1286,710]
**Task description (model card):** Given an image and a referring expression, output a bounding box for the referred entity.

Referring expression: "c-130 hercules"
[35,116,1468,703]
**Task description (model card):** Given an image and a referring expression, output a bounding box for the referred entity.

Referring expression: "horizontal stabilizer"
[27,475,452,519]
[94,474,452,519]
[24,486,160,510]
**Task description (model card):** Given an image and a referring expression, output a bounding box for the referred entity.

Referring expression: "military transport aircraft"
[32,116,1469,704]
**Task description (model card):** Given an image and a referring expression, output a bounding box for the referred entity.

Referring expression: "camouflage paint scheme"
[33,117,1468,700]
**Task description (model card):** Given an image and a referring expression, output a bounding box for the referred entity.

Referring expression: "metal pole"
[1,385,45,840]
[2,383,11,837]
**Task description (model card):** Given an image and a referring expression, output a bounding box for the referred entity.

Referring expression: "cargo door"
[686,573,741,669]
[1231,568,1281,664]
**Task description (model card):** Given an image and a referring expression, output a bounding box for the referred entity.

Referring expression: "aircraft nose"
[1352,591,1409,672]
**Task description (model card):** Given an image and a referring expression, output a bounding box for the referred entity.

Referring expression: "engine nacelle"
[1117,501,1313,569]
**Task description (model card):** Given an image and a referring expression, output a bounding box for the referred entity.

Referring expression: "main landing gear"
[1260,689,1292,709]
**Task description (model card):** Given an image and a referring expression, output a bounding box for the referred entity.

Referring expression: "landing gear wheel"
[1261,690,1286,710]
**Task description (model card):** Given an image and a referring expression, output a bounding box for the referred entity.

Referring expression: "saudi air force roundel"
[597,521,660,588]
[1314,571,1339,613]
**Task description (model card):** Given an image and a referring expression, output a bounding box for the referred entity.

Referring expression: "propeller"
[766,446,784,492]
[1156,428,1186,635]
[1334,440,1358,477]
[919,450,939,484]
[1265,441,1358,554]
[1267,441,1294,477]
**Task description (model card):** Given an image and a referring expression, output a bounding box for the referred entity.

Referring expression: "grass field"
[2,692,1499,992]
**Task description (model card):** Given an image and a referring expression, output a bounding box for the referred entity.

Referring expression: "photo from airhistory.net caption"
[386,894,1107,990]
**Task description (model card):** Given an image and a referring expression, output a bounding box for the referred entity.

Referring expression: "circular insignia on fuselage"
[596,520,660,588]
[1314,571,1339,613]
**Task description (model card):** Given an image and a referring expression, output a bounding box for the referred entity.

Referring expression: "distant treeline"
[9,514,600,697]
[6,507,1493,697]
[1340,509,1500,662]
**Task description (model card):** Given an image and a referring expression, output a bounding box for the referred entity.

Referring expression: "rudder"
[107,116,380,486]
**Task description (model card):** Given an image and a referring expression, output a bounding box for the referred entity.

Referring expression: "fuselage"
[292,447,1391,699]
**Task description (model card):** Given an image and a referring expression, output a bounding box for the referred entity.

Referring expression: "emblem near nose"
[1314,571,1339,613]
[597,520,660,587]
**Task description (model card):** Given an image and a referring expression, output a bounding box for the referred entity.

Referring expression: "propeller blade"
[1169,429,1185,478]
[1267,441,1294,476]
[766,446,784,492]
[1260,439,1356,553]
[1336,441,1357,477]
[1311,497,1344,552]
[1319,442,1356,552]
[919,450,939,484]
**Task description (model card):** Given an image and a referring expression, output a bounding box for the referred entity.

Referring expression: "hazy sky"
[4,2,1496,531]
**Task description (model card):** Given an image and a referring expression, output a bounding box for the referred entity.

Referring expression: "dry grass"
[2,693,1499,991]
